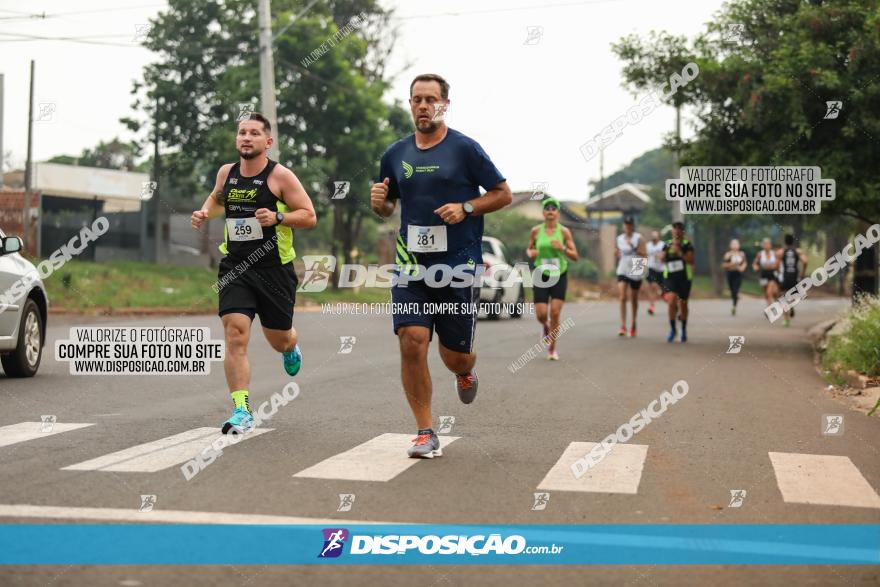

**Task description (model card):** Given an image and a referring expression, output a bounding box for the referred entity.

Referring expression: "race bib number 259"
[226,217,262,242]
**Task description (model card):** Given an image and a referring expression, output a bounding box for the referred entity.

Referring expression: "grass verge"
[822,295,880,377]
[44,260,391,313]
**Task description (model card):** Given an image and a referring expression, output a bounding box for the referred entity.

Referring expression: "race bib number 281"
[407,225,447,253]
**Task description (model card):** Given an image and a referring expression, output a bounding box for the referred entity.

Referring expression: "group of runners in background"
[529,206,810,359]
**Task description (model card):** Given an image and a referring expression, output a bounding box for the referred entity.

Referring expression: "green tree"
[613,0,880,294]
[124,0,410,272]
[48,138,141,171]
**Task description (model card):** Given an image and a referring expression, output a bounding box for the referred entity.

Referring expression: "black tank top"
[219,159,294,267]
[782,247,799,278]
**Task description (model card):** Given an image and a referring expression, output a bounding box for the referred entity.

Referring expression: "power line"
[0,31,142,47]
[0,8,41,16]
[51,3,164,17]
[0,12,47,22]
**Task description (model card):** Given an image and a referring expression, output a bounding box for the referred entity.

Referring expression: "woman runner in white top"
[721,238,748,315]
[752,238,780,308]
[645,230,665,317]
[615,216,647,337]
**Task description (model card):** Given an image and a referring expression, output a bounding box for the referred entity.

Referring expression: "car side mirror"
[0,236,23,255]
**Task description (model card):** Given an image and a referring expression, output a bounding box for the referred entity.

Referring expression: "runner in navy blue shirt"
[371,73,512,458]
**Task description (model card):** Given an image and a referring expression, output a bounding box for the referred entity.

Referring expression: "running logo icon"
[141,181,157,201]
[531,492,550,511]
[723,23,744,43]
[37,103,56,122]
[432,102,449,122]
[40,415,56,433]
[437,416,455,434]
[524,25,543,45]
[298,255,336,292]
[628,257,648,277]
[728,490,747,508]
[237,103,255,121]
[133,23,152,43]
[318,528,349,558]
[337,494,356,512]
[338,336,356,354]
[402,161,414,179]
[530,182,549,200]
[139,494,157,512]
[824,101,842,120]
[727,336,745,354]
[822,414,844,436]
[332,181,350,200]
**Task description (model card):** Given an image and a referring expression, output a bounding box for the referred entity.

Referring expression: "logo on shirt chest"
[401,160,440,180]
[227,188,258,202]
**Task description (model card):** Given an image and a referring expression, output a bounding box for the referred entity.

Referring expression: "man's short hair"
[784,234,794,246]
[672,221,685,230]
[410,74,450,99]
[241,112,271,134]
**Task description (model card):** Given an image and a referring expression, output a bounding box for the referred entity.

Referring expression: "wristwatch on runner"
[462,201,474,216]
[275,211,284,226]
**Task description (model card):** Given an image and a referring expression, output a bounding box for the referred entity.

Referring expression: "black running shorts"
[647,268,664,284]
[217,257,298,330]
[533,271,568,304]
[662,275,692,300]
[616,274,643,290]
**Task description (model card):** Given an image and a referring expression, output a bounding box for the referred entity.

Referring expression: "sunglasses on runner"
[543,205,558,211]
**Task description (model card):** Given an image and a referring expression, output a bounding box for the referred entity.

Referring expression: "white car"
[480,236,526,319]
[0,230,48,377]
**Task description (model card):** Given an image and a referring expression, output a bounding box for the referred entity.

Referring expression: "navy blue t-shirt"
[378,128,505,268]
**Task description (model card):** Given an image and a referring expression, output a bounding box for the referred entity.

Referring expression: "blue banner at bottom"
[0,524,877,565]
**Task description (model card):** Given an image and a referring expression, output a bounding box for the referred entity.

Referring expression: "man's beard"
[238,148,262,160]
[415,119,439,134]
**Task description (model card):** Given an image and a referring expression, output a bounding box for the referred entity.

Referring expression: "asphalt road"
[1,297,878,586]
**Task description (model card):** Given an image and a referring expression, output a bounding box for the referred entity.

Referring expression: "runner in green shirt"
[526,197,578,360]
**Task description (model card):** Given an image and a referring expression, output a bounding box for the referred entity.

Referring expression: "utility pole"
[671,103,683,223]
[0,73,5,188]
[152,96,161,263]
[598,145,605,196]
[25,61,34,193]
[258,0,279,161]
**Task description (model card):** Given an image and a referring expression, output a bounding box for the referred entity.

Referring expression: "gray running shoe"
[407,430,442,459]
[456,371,478,404]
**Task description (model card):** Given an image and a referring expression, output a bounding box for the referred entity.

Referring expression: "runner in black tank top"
[778,234,808,327]
[221,159,291,267]
[191,112,317,435]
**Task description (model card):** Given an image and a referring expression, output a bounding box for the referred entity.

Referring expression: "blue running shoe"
[282,344,302,376]
[667,329,676,343]
[680,330,687,343]
[221,407,255,435]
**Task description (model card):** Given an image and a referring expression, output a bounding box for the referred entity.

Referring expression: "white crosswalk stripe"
[7,422,878,513]
[537,442,648,494]
[769,452,880,509]
[293,433,460,482]
[0,422,95,448]
[62,427,273,472]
